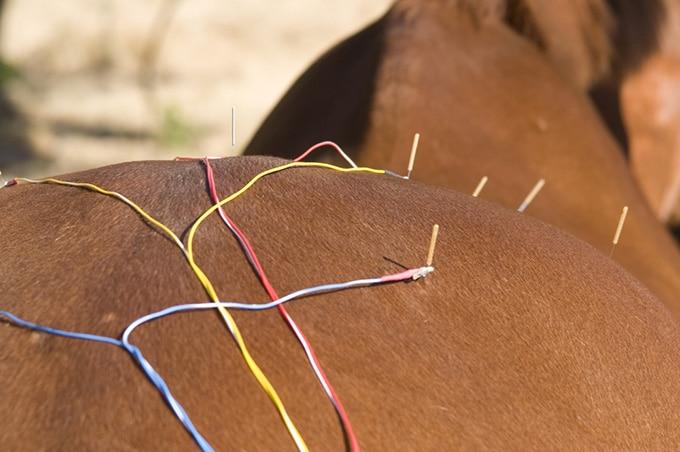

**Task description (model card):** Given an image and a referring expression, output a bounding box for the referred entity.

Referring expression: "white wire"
[122,277,386,344]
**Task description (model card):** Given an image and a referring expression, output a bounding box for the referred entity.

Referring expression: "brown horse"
[618,0,680,225]
[244,0,680,318]
[2,156,680,450]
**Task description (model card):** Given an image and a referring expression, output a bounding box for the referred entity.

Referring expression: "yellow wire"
[14,161,385,451]
[185,162,383,449]
[14,176,311,449]
[14,178,186,252]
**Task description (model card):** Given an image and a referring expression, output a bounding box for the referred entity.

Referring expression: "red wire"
[203,158,360,452]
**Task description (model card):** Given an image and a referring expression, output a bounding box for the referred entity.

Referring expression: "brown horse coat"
[245,0,680,318]
[619,1,680,224]
[2,156,680,450]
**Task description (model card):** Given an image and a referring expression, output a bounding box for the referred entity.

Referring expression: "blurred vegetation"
[0,0,36,170]
[158,106,195,148]
[0,59,20,86]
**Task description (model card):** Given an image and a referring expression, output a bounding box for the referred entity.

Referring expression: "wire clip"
[412,266,434,280]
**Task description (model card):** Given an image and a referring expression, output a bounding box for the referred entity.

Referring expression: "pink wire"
[203,158,361,452]
[380,268,419,283]
[293,141,357,167]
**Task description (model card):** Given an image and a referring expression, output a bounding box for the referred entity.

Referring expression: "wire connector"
[412,266,434,280]
[384,169,407,179]
[1,177,17,189]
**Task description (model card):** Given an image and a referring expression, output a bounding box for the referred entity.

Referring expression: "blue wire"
[0,310,123,347]
[0,274,391,451]
[124,344,213,451]
[0,310,214,452]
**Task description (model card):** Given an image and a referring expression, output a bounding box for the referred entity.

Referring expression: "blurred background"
[0,0,391,178]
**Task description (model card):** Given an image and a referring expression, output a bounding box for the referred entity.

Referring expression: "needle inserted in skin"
[406,133,420,179]
[610,206,629,258]
[472,176,488,197]
[517,179,545,212]
[427,224,440,267]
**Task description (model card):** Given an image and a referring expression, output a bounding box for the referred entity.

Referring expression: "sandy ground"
[0,0,391,178]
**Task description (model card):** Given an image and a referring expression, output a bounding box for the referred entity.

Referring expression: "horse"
[244,0,680,318]
[2,155,680,450]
